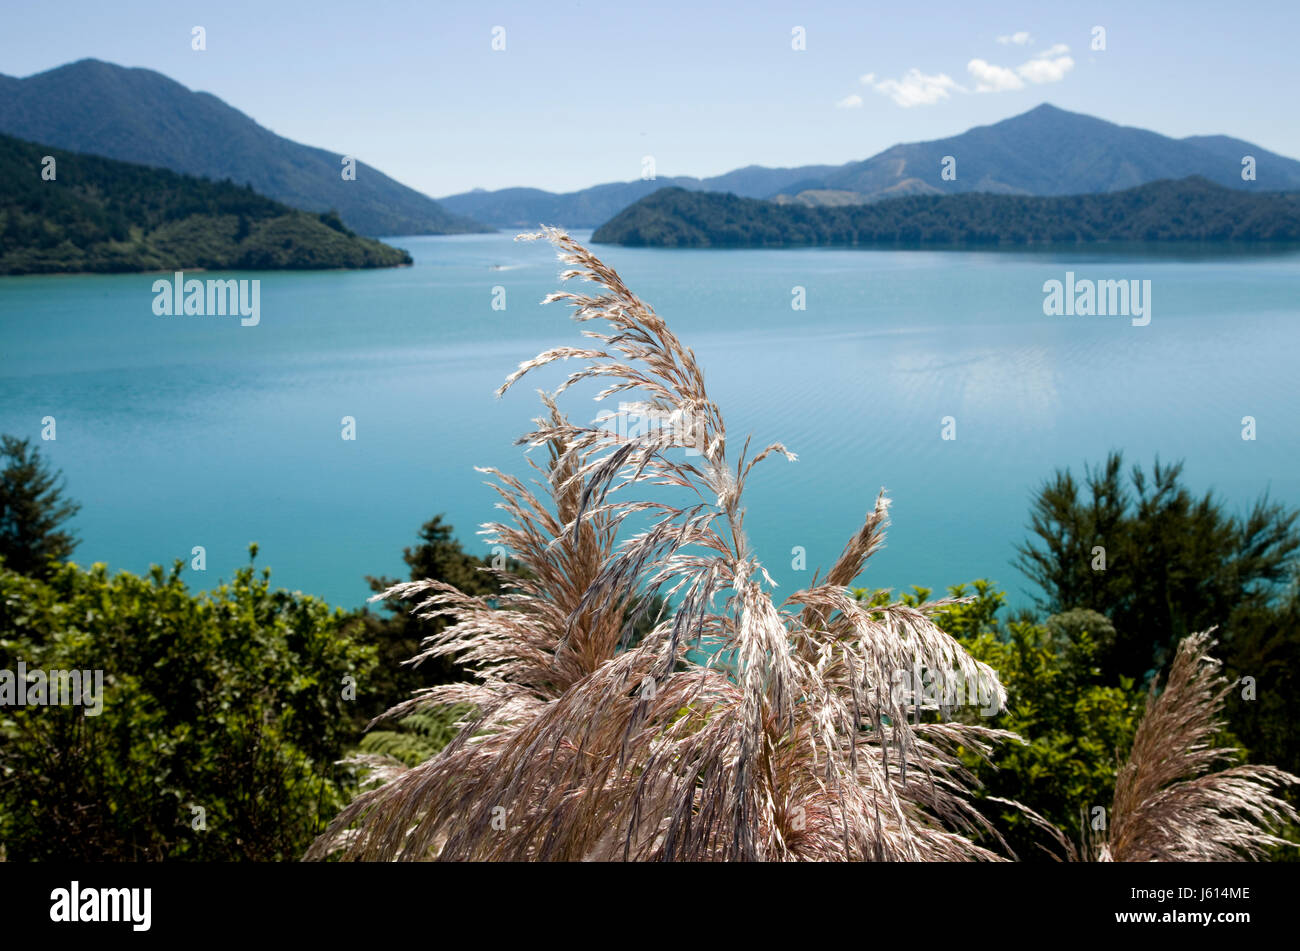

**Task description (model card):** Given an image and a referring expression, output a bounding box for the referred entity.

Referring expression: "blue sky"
[2,0,1296,196]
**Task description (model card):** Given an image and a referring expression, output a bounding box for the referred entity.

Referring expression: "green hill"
[0,133,414,275]
[0,59,489,237]
[592,177,1300,248]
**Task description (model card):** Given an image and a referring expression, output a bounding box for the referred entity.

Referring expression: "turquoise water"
[2,233,1298,609]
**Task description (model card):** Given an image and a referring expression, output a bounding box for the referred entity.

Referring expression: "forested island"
[0,133,414,274]
[592,176,1300,248]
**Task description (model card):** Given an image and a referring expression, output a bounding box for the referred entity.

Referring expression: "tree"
[0,435,81,578]
[1015,452,1300,682]
[848,581,1142,860]
[891,581,1142,859]
[1014,454,1300,840]
[358,515,502,718]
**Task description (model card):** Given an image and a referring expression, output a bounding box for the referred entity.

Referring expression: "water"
[2,233,1298,610]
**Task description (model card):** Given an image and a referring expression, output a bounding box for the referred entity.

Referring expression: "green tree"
[856,581,1144,860]
[0,549,377,860]
[1015,452,1300,682]
[359,515,502,718]
[1013,455,1300,851]
[0,434,81,579]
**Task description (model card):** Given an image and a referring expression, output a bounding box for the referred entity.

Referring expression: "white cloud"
[855,38,1072,109]
[965,42,1074,94]
[967,58,1024,92]
[867,68,964,107]
[1017,45,1073,84]
[1031,43,1070,59]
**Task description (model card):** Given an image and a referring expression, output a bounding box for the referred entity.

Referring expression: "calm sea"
[2,232,1298,610]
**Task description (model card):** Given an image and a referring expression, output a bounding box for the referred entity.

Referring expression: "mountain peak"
[797,104,1300,204]
[42,57,139,77]
[999,102,1096,125]
[38,58,191,89]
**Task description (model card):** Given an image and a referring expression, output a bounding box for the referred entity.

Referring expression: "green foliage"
[856,580,1144,859]
[359,706,468,767]
[1016,453,1299,679]
[317,209,355,237]
[0,132,413,274]
[0,550,377,860]
[358,515,503,719]
[945,587,1141,859]
[592,178,1300,248]
[1216,576,1300,844]
[847,453,1300,859]
[1014,452,1300,779]
[0,435,81,579]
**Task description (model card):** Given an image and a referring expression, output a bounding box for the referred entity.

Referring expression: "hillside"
[0,59,489,237]
[439,165,839,229]
[591,177,1300,248]
[0,133,413,274]
[792,104,1300,203]
[442,104,1300,226]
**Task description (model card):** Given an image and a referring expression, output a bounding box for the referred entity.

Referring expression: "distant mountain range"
[438,165,840,230]
[0,59,488,237]
[7,61,1300,243]
[0,132,413,275]
[591,177,1300,248]
[445,104,1300,228]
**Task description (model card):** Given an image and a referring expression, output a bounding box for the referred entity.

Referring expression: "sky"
[2,0,1296,197]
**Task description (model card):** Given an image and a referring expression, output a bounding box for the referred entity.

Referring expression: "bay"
[2,232,1297,610]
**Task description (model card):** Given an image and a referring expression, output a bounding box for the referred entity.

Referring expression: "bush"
[0,550,377,860]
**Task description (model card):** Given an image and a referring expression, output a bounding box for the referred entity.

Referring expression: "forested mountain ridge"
[0,133,414,274]
[0,59,489,237]
[591,176,1300,248]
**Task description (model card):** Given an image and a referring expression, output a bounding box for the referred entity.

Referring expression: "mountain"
[439,165,839,229]
[445,104,1300,226]
[788,104,1300,203]
[0,132,413,275]
[0,59,488,237]
[591,177,1300,248]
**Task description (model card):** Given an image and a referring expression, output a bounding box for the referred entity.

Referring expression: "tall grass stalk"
[1101,631,1298,861]
[310,229,1017,861]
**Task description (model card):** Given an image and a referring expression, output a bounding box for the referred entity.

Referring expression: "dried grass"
[308,232,1300,863]
[1100,631,1298,861]
[308,229,1018,861]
